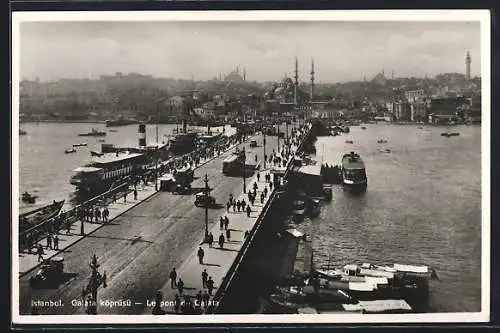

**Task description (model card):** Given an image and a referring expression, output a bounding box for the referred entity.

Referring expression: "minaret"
[391,70,394,80]
[382,68,385,76]
[243,67,246,81]
[466,51,471,81]
[236,66,239,75]
[310,58,315,101]
[294,57,299,106]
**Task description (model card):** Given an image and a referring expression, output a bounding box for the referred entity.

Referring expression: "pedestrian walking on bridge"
[197,247,205,264]
[134,189,138,200]
[36,244,44,262]
[241,199,246,212]
[208,232,214,248]
[177,278,184,295]
[46,233,53,250]
[53,235,59,250]
[257,172,260,182]
[236,200,241,212]
[246,205,252,218]
[224,216,229,230]
[218,234,225,249]
[220,216,224,230]
[169,268,177,288]
[226,201,230,212]
[207,276,215,296]
[202,269,208,288]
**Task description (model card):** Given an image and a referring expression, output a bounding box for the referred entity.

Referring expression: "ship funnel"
[138,123,146,147]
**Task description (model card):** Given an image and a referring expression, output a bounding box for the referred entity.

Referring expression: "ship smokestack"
[138,123,146,147]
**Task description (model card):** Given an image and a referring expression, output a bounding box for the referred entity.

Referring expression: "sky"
[18,20,482,83]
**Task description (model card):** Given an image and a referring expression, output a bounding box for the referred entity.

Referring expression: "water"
[292,123,481,312]
[18,122,233,212]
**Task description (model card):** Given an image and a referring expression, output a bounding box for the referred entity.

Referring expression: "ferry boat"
[64,148,76,154]
[105,118,138,127]
[341,152,367,191]
[69,151,146,194]
[169,131,198,155]
[78,128,106,137]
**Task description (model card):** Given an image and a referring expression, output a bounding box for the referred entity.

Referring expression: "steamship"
[69,124,164,194]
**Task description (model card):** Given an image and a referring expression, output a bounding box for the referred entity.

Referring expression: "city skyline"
[18,20,481,84]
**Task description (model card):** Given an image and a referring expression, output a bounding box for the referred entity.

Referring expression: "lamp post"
[204,174,209,241]
[263,132,266,169]
[84,254,106,315]
[242,147,246,194]
[277,123,280,152]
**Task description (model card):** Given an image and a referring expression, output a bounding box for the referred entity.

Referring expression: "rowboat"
[19,200,65,233]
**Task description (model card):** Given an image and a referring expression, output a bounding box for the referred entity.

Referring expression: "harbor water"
[294,123,481,313]
[18,123,234,213]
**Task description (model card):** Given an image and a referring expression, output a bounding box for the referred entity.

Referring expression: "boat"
[341,152,367,191]
[65,148,76,154]
[19,200,65,233]
[105,118,138,127]
[73,143,87,147]
[108,129,118,132]
[441,132,460,137]
[22,192,38,204]
[345,140,354,144]
[90,150,104,157]
[19,129,27,135]
[98,139,106,142]
[377,139,388,144]
[78,128,106,137]
[361,126,366,130]
[169,131,198,155]
[69,151,147,194]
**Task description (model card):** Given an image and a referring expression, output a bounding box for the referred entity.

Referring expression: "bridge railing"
[212,123,312,312]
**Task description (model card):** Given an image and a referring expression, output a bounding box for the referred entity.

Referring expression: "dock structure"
[19,123,314,315]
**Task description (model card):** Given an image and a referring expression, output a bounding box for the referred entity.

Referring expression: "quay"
[18,123,313,315]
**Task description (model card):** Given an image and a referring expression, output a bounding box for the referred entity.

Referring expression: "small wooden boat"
[65,148,76,154]
[19,129,27,135]
[73,143,87,147]
[361,126,366,130]
[98,139,106,142]
[345,140,354,144]
[377,139,388,144]
[108,129,118,132]
[22,192,37,204]
[19,200,65,233]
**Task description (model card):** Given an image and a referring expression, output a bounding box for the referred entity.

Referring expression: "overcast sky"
[18,21,481,83]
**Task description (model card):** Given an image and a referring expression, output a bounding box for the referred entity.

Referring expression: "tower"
[466,51,471,81]
[243,67,246,81]
[310,58,315,102]
[294,57,299,106]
